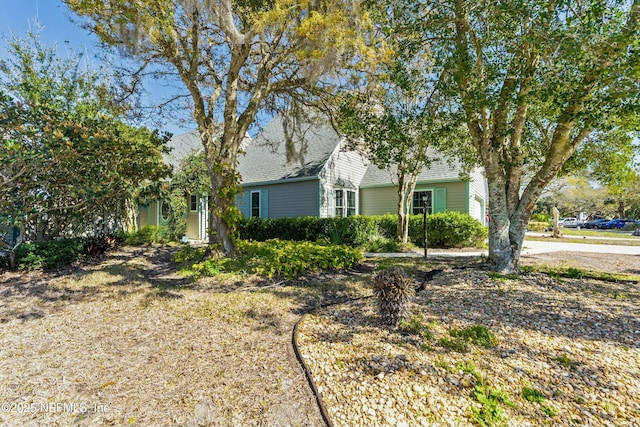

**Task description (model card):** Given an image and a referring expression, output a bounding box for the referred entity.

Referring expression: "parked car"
[582,218,610,229]
[559,218,579,228]
[597,219,638,229]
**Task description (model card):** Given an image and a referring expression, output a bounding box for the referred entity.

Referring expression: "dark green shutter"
[434,188,446,213]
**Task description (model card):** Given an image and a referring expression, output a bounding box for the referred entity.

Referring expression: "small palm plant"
[373,268,415,325]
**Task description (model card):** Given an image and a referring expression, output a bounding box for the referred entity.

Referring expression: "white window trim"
[190,195,198,212]
[335,188,357,217]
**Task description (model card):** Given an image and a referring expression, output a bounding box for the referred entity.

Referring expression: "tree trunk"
[207,168,237,256]
[396,173,418,245]
[485,177,532,274]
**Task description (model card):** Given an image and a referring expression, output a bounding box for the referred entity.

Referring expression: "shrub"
[363,235,403,253]
[124,225,171,246]
[414,211,488,248]
[238,212,487,249]
[373,268,415,326]
[527,221,549,232]
[16,238,84,270]
[237,239,363,278]
[83,233,124,256]
[531,213,550,222]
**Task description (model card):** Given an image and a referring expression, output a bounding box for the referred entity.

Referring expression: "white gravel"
[298,269,640,427]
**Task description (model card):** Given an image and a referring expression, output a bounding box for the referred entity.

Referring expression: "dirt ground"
[0,246,637,427]
[0,247,332,427]
[521,251,640,277]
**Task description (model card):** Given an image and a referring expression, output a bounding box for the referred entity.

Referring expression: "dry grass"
[0,246,367,427]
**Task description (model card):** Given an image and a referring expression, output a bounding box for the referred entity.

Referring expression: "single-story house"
[138,115,487,241]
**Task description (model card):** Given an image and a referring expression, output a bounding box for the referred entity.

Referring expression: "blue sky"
[0,0,192,135]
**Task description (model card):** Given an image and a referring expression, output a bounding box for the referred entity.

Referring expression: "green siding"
[360,181,467,215]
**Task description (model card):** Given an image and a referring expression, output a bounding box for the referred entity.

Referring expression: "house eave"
[359,177,462,189]
[241,175,320,188]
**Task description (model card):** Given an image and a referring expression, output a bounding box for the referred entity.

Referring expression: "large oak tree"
[66,0,378,255]
[425,0,640,272]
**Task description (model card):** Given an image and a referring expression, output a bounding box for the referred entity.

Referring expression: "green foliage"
[0,31,170,247]
[190,259,224,278]
[124,226,171,246]
[553,354,581,370]
[471,384,516,427]
[522,387,546,404]
[237,212,487,249]
[397,314,433,340]
[172,245,206,263]
[416,211,488,248]
[15,238,84,270]
[238,239,363,278]
[363,234,403,253]
[566,267,585,279]
[522,387,557,418]
[531,213,550,222]
[373,268,415,326]
[527,221,549,232]
[449,324,499,348]
[437,337,469,353]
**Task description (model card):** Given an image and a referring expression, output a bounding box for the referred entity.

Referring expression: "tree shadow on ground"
[0,246,190,322]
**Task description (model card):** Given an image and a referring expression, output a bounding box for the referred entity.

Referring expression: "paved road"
[365,236,640,258]
[521,239,640,255]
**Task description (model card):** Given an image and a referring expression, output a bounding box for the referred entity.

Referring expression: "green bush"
[531,213,551,222]
[16,238,85,270]
[527,221,549,232]
[415,211,488,248]
[237,239,363,278]
[124,225,171,246]
[237,212,487,249]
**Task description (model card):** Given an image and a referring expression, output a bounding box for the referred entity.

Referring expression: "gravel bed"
[297,269,640,426]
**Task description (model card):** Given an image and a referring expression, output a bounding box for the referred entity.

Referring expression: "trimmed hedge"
[237,212,487,249]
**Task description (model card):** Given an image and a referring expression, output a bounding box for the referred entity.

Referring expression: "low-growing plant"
[437,337,469,353]
[172,245,206,263]
[190,259,224,278]
[373,268,415,326]
[449,324,499,348]
[522,387,546,404]
[553,353,581,369]
[364,235,403,253]
[16,238,85,270]
[522,387,557,418]
[83,233,124,256]
[527,221,549,232]
[472,384,517,427]
[566,267,585,279]
[124,225,171,246]
[237,239,363,278]
[398,314,433,339]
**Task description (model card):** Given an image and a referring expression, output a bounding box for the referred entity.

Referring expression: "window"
[347,191,356,216]
[190,195,198,212]
[335,189,356,217]
[412,190,432,215]
[251,191,260,218]
[160,200,171,221]
[335,190,344,217]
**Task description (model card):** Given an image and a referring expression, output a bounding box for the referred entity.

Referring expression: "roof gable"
[238,115,341,185]
[360,148,465,187]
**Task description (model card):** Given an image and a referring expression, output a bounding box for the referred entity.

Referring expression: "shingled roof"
[360,149,464,187]
[237,114,341,185]
[163,130,203,168]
